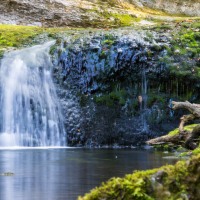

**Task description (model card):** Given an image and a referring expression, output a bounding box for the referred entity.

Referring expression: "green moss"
[0,25,42,54]
[163,20,200,84]
[191,22,200,29]
[102,39,115,46]
[192,146,200,155]
[99,50,107,59]
[0,49,4,58]
[153,23,172,31]
[0,25,46,47]
[147,94,165,107]
[110,13,140,26]
[94,89,127,107]
[79,95,89,107]
[0,24,72,56]
[49,45,57,55]
[98,0,117,7]
[153,144,173,151]
[168,124,199,136]
[179,145,200,157]
[79,154,200,200]
[79,168,157,200]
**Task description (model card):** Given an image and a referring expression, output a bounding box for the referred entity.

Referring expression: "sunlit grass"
[0,24,74,57]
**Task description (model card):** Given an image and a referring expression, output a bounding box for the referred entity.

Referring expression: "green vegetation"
[192,146,200,155]
[0,24,71,58]
[147,94,166,108]
[166,20,200,81]
[153,23,173,31]
[94,89,127,107]
[79,154,200,200]
[168,124,199,136]
[0,25,42,49]
[110,13,140,26]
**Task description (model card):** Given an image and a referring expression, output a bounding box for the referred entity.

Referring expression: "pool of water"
[0,148,178,200]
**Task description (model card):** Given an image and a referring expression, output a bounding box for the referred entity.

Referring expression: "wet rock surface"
[51,28,191,147]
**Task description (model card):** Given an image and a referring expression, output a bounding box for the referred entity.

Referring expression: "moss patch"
[110,13,141,26]
[168,124,199,136]
[79,154,200,200]
[0,25,42,49]
[192,146,200,155]
[0,24,71,57]
[94,89,127,107]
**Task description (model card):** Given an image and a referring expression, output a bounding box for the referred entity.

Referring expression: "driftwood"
[147,101,200,150]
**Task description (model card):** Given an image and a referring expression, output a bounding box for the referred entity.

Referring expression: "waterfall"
[141,70,149,133]
[0,41,66,147]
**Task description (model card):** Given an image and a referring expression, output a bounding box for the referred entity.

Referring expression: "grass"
[110,13,141,26]
[0,25,42,49]
[0,24,73,57]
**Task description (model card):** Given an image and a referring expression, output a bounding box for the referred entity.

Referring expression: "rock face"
[50,23,200,147]
[0,0,200,27]
[137,0,200,17]
[0,0,140,27]
[51,29,175,147]
[0,0,96,26]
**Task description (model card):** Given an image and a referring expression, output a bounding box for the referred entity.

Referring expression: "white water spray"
[0,42,66,147]
[141,70,149,133]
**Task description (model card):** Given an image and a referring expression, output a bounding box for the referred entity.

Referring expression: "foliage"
[147,94,166,107]
[94,89,127,107]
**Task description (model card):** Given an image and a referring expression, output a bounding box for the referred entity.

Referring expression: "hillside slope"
[0,0,200,27]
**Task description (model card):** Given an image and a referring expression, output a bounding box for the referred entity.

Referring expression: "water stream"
[141,69,149,133]
[0,42,66,147]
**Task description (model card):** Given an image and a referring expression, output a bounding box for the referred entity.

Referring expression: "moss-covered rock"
[79,154,200,200]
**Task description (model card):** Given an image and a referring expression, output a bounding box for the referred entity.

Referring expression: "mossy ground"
[79,154,200,200]
[0,24,73,57]
[160,19,200,81]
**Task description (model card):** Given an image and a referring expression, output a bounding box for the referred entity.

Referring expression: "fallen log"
[146,131,188,145]
[147,101,200,150]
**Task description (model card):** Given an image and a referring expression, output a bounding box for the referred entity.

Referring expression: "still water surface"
[0,148,177,200]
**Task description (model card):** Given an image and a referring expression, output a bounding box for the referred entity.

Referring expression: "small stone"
[174,49,180,54]
[0,172,15,176]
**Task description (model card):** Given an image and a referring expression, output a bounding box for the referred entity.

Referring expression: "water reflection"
[0,149,178,200]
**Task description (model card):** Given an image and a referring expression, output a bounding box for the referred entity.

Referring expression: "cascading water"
[0,41,66,147]
[141,69,149,133]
